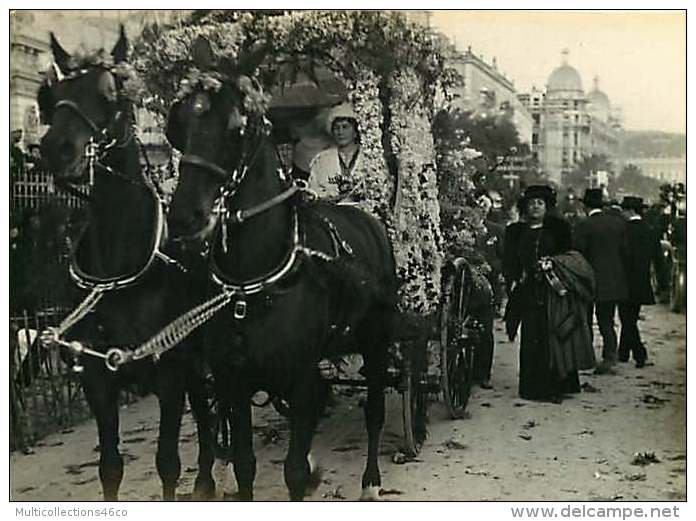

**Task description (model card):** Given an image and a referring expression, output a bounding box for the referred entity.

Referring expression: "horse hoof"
[360,486,382,501]
[305,453,322,495]
[226,490,253,501]
[212,459,235,497]
[192,479,216,500]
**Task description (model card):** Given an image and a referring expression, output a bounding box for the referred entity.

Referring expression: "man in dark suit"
[475,190,506,316]
[574,189,630,374]
[618,196,665,368]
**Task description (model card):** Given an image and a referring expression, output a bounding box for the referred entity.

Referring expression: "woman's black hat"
[521,184,557,208]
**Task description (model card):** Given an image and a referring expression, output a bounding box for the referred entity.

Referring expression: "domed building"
[518,50,623,185]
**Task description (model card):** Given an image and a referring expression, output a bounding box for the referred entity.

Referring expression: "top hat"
[521,185,557,208]
[271,125,299,145]
[582,188,605,208]
[621,196,647,211]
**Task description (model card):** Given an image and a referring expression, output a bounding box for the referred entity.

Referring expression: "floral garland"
[389,68,443,315]
[59,50,147,107]
[173,69,271,120]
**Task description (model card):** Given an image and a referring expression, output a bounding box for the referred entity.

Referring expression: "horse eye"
[192,93,210,115]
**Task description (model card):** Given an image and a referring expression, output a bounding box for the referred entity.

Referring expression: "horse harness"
[42,65,187,372]
[131,119,358,370]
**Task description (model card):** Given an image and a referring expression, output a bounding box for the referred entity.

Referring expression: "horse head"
[38,25,133,180]
[167,36,270,240]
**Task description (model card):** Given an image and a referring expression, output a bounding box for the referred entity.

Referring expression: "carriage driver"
[308,103,364,203]
[272,125,310,182]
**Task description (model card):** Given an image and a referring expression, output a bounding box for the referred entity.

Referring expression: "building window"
[574,132,578,146]
[532,133,539,144]
[533,114,540,124]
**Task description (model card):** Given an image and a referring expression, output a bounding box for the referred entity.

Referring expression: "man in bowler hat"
[574,188,630,374]
[618,196,666,367]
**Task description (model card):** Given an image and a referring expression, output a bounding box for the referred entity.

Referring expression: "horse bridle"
[50,68,146,191]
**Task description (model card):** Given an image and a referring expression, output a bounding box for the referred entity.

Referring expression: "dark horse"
[37,28,215,501]
[165,38,398,500]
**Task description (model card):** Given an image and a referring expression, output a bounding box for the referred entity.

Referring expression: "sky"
[431,10,686,134]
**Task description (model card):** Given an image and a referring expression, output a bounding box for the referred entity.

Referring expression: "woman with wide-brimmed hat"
[503,184,586,403]
[308,102,363,202]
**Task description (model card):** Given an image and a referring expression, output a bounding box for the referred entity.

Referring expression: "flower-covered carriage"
[132,11,486,459]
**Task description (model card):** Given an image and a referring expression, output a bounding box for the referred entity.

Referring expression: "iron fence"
[10,168,89,210]
[9,308,138,452]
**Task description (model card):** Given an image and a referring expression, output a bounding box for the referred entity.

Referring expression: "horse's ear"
[235,40,268,76]
[111,24,129,63]
[45,62,63,86]
[50,32,70,72]
[165,101,185,151]
[192,36,215,71]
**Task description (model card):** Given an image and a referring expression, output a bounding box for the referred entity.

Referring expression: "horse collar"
[210,208,301,299]
[70,186,183,291]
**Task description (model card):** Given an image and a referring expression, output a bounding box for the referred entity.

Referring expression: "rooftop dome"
[587,76,611,121]
[546,50,583,96]
[587,77,610,109]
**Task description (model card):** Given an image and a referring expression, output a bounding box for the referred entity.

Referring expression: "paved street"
[10,303,685,501]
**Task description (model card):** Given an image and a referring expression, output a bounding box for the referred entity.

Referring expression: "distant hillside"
[621,130,685,158]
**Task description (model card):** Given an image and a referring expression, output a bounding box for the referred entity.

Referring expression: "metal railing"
[10,168,89,210]
[9,308,138,451]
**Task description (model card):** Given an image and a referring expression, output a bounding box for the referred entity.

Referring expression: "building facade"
[518,52,622,185]
[10,11,171,165]
[10,16,50,148]
[617,157,685,183]
[449,47,533,145]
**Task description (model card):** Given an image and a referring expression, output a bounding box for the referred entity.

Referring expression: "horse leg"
[83,379,123,501]
[155,373,186,501]
[230,389,256,501]
[187,380,216,500]
[284,374,323,501]
[360,346,387,501]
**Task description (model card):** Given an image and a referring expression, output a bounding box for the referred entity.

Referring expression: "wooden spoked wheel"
[401,367,426,457]
[670,261,686,313]
[440,263,475,419]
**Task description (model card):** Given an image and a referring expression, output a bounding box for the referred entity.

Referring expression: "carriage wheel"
[670,262,686,313]
[440,267,475,419]
[401,367,426,457]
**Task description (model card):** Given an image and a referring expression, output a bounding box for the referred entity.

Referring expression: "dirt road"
[10,303,686,501]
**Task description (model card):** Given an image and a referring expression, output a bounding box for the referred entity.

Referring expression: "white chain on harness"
[40,287,107,372]
[104,289,235,371]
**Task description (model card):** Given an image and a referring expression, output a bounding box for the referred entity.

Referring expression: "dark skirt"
[519,288,580,400]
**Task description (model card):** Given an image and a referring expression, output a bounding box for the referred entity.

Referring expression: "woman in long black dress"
[503,185,581,403]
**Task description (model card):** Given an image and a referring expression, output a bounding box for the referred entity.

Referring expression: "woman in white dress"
[308,103,364,203]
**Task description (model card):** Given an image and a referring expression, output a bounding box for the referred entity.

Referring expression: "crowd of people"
[498,186,668,403]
